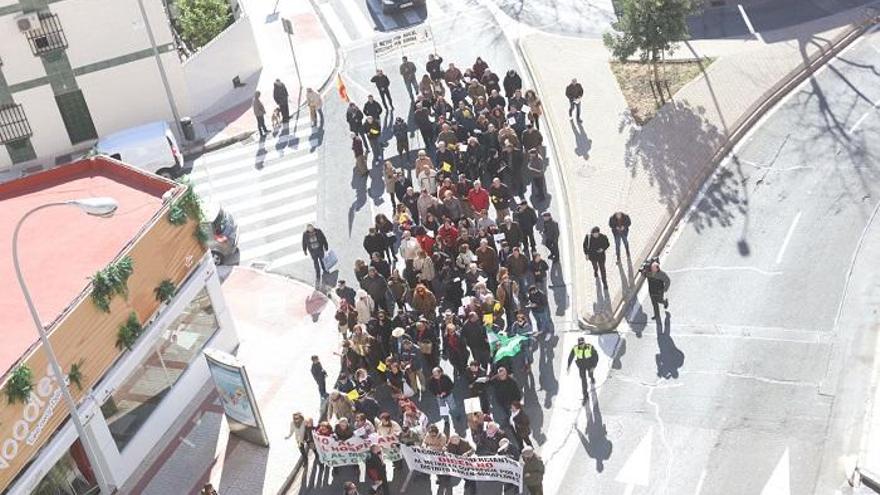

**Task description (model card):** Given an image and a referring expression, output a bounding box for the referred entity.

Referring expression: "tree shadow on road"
[623,100,745,237]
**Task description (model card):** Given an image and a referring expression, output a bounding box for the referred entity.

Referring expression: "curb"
[538,13,877,332]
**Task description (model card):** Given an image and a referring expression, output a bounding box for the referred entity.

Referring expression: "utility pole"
[137,0,184,139]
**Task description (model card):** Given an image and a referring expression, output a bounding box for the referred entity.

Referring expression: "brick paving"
[519,6,873,331]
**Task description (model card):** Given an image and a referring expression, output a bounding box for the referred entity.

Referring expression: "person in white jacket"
[355,289,374,324]
[306,87,323,127]
[398,231,421,271]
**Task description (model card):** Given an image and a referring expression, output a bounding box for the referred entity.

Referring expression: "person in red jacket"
[437,218,459,253]
[467,179,490,217]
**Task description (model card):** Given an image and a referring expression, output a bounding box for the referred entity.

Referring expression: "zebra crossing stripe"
[239,212,322,244]
[192,153,318,191]
[198,166,319,204]
[239,212,318,259]
[320,2,352,45]
[220,180,319,214]
[189,141,319,180]
[235,196,319,226]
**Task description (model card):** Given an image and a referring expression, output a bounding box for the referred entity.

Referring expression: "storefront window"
[33,441,96,495]
[100,288,219,451]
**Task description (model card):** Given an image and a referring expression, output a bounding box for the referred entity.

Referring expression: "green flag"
[491,330,529,362]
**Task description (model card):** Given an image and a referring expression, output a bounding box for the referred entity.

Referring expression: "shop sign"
[0,364,65,470]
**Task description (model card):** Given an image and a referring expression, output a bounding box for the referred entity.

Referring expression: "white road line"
[665,266,783,276]
[347,1,376,39]
[239,215,317,259]
[695,468,707,495]
[775,211,802,264]
[202,166,318,203]
[236,196,318,226]
[847,99,880,134]
[221,180,318,213]
[319,3,352,45]
[190,142,318,179]
[193,153,318,191]
[266,251,309,270]
[737,4,764,43]
[239,212,318,244]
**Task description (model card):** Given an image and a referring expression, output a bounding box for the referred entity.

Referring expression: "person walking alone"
[306,87,324,128]
[252,91,269,138]
[567,336,598,402]
[645,261,671,321]
[521,447,545,495]
[608,211,632,262]
[310,355,328,399]
[371,69,394,111]
[301,224,330,281]
[399,56,418,101]
[565,78,583,123]
[540,211,559,261]
[273,78,290,123]
[583,226,609,289]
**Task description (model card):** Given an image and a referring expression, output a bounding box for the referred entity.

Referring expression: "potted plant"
[91,256,134,312]
[116,312,143,351]
[4,365,34,405]
[68,360,85,391]
[154,279,176,303]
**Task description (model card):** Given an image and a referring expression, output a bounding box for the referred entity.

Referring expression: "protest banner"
[314,432,401,467]
[400,445,523,491]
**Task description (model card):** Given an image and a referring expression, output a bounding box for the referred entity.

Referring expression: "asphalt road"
[489,0,875,39]
[554,28,880,495]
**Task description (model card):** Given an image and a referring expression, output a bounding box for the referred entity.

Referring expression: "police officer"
[567,337,598,402]
[646,261,671,321]
[583,226,610,289]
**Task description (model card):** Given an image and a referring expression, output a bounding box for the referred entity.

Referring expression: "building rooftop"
[0,157,175,377]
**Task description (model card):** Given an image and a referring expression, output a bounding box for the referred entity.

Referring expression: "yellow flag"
[346,389,360,401]
[376,361,388,373]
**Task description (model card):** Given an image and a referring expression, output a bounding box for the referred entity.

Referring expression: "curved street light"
[11,198,118,494]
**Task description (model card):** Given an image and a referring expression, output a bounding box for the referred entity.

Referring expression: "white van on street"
[92,121,183,178]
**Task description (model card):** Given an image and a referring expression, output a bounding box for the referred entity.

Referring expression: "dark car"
[380,0,425,14]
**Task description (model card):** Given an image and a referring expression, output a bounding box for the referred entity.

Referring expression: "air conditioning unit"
[15,12,40,32]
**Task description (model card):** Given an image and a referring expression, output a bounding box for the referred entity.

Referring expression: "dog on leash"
[271,107,283,132]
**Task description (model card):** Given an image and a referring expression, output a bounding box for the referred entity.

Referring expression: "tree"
[603,0,697,101]
[176,0,233,50]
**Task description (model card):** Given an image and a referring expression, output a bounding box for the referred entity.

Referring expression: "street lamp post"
[12,198,119,495]
[136,0,184,139]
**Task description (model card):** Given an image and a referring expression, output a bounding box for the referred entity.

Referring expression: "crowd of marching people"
[294,53,560,495]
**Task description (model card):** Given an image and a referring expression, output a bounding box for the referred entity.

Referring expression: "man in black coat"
[364,116,382,159]
[301,224,329,280]
[370,69,394,110]
[346,103,365,139]
[426,53,445,81]
[609,211,632,262]
[565,78,584,123]
[363,228,386,260]
[503,69,523,99]
[273,79,290,123]
[414,103,434,151]
[583,226,609,289]
[645,261,671,322]
[363,95,382,122]
[540,211,560,261]
[399,55,418,100]
[514,200,538,256]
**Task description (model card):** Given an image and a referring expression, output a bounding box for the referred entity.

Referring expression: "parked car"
[200,201,239,265]
[92,121,183,178]
[380,0,425,14]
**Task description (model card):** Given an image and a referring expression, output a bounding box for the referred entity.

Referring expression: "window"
[100,288,219,451]
[32,442,96,495]
[55,90,97,144]
[25,13,68,56]
[0,104,33,144]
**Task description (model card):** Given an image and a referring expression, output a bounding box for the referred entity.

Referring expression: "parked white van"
[93,121,183,178]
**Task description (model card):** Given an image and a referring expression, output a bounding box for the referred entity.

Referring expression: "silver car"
[201,202,239,265]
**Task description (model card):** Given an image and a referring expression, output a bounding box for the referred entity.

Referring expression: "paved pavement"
[488,0,875,40]
[518,5,875,332]
[548,26,880,495]
[122,267,340,495]
[183,0,337,155]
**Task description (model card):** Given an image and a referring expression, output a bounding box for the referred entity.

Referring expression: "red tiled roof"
[0,157,175,376]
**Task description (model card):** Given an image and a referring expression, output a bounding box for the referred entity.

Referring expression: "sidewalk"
[184,0,337,157]
[123,268,339,495]
[519,6,878,331]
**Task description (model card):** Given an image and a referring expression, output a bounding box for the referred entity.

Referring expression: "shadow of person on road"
[655,312,684,379]
[349,167,369,235]
[309,127,324,153]
[549,260,568,316]
[577,383,612,473]
[570,120,592,160]
[592,278,613,322]
[538,338,559,409]
[522,368,546,445]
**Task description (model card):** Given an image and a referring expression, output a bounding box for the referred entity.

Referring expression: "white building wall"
[54,0,174,69]
[79,55,188,139]
[12,86,72,163]
[0,13,48,85]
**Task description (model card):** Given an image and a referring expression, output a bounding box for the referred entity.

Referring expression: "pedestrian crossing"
[315,0,476,47]
[187,115,322,270]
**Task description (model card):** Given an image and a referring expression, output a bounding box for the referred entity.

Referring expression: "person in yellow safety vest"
[567,337,599,402]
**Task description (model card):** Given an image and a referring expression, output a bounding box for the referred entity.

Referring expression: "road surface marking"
[761,447,791,495]
[238,212,320,244]
[616,426,653,492]
[319,3,352,45]
[206,166,318,203]
[695,468,707,495]
[666,266,782,276]
[266,251,309,270]
[775,211,801,264]
[190,143,317,179]
[847,99,880,134]
[737,4,764,43]
[194,154,318,191]
[240,216,318,260]
[347,1,376,39]
[236,196,318,225]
